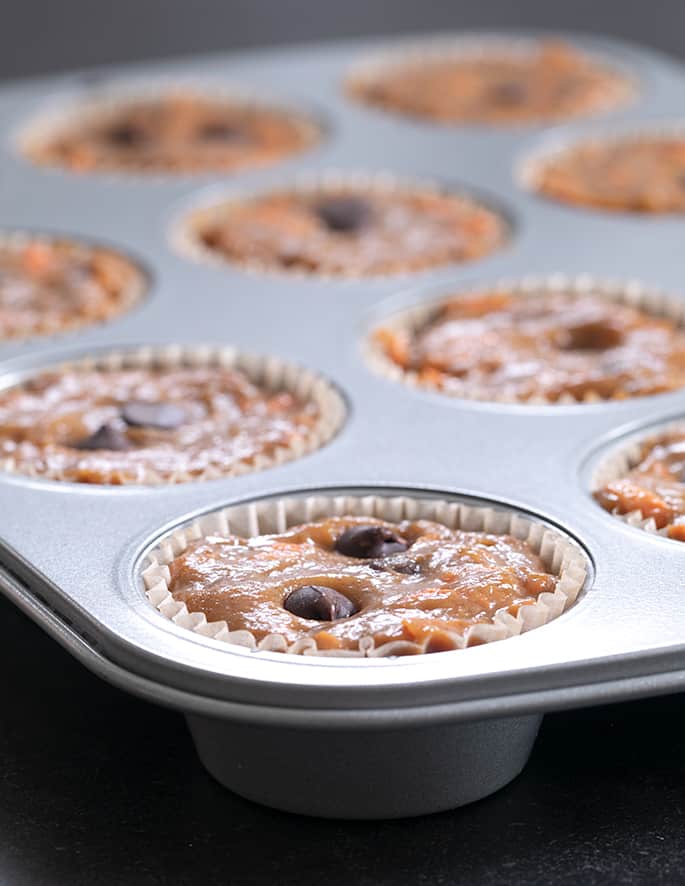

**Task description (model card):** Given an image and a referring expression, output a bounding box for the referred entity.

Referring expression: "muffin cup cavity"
[174,169,511,280]
[346,36,635,126]
[521,123,685,211]
[0,345,346,485]
[19,82,324,178]
[0,231,147,343]
[591,419,685,537]
[366,274,685,405]
[141,492,588,657]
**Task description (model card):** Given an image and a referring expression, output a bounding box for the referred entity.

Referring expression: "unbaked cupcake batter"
[26,92,320,174]
[167,516,558,653]
[0,239,142,340]
[595,429,685,540]
[375,289,685,402]
[192,186,507,276]
[532,136,685,213]
[0,365,321,484]
[348,41,632,125]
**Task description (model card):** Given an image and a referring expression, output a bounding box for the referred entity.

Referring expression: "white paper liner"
[366,273,685,405]
[142,492,588,657]
[520,122,685,199]
[591,419,685,537]
[0,345,345,485]
[0,231,146,343]
[346,35,635,125]
[175,169,510,280]
[18,81,323,178]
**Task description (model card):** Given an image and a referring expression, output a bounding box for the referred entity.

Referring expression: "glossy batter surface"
[194,187,506,276]
[376,290,685,402]
[534,137,685,213]
[167,516,558,653]
[595,430,685,541]
[0,366,319,484]
[27,92,320,174]
[0,240,142,340]
[348,42,631,124]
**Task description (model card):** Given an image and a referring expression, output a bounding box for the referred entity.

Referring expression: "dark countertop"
[1,594,683,886]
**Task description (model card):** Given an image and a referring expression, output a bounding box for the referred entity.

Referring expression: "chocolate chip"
[284,585,358,621]
[105,123,147,147]
[121,401,186,430]
[368,554,421,574]
[198,121,245,141]
[73,423,131,451]
[489,81,528,105]
[560,320,624,352]
[314,196,372,233]
[335,525,408,559]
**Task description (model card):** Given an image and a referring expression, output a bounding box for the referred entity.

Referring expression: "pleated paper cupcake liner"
[520,121,685,206]
[591,419,685,537]
[366,273,685,404]
[142,491,588,657]
[0,344,346,485]
[18,81,323,178]
[175,168,510,280]
[346,35,635,125]
[0,230,146,343]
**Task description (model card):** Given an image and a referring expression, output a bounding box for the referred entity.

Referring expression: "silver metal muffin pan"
[1,31,685,818]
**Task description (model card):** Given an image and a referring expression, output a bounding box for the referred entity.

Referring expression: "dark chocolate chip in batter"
[121,401,186,430]
[314,196,373,233]
[335,524,409,559]
[560,320,624,351]
[74,423,131,451]
[105,123,147,147]
[489,81,528,105]
[284,585,358,620]
[198,121,245,142]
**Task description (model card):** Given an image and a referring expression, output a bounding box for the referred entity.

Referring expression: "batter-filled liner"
[19,84,323,176]
[176,170,509,279]
[0,232,146,342]
[367,274,685,404]
[346,37,634,126]
[592,420,685,540]
[142,493,588,657]
[521,125,685,214]
[0,345,345,485]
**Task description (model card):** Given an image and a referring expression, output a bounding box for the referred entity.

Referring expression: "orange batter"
[167,516,558,653]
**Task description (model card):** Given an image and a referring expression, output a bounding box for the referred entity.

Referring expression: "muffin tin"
[1,31,685,819]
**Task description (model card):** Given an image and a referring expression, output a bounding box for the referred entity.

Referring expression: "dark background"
[2,2,685,884]
[1,0,685,80]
